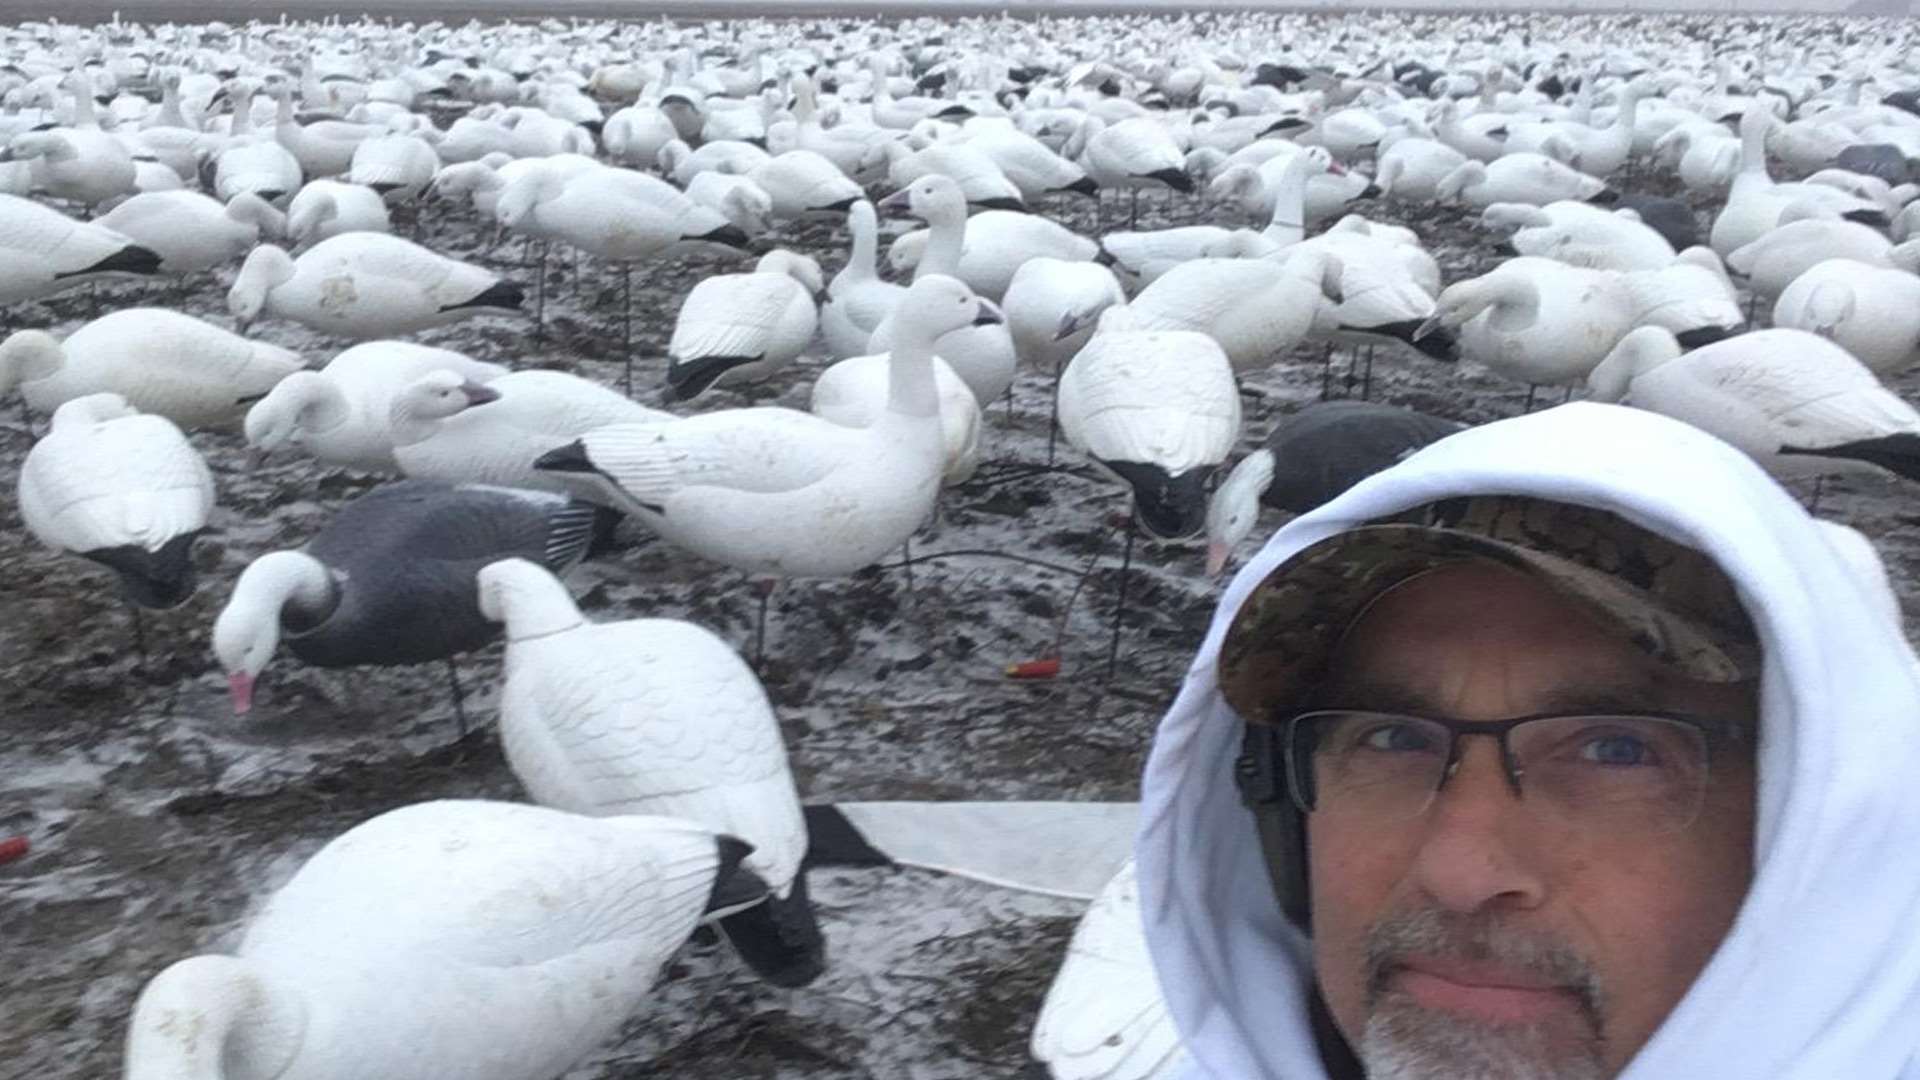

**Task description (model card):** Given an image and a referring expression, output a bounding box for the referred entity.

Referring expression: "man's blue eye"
[1582,734,1655,766]
[1360,723,1440,754]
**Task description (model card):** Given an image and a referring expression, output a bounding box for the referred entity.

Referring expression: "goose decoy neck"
[477,558,585,642]
[125,955,306,1080]
[0,328,62,393]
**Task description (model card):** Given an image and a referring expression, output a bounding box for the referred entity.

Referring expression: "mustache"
[1365,907,1607,1030]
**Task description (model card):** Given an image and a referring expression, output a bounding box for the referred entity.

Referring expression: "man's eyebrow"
[1305,675,1670,717]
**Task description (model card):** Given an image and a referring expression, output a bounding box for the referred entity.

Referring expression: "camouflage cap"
[1218,495,1762,724]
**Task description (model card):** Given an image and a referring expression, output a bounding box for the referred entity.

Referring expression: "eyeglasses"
[1277,709,1750,834]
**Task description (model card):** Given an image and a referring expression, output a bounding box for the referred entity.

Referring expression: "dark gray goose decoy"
[212,481,615,728]
[1206,401,1465,575]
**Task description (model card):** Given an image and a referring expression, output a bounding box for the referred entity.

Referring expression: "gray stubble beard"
[1353,908,1610,1080]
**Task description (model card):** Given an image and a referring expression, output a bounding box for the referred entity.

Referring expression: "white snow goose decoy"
[821,199,905,360]
[245,341,505,472]
[666,250,825,401]
[1773,257,1920,375]
[0,308,301,430]
[1058,305,1241,539]
[1031,860,1188,1080]
[390,369,672,492]
[125,800,758,1080]
[478,558,823,988]
[285,179,393,245]
[1588,326,1920,486]
[19,394,213,662]
[531,275,1000,579]
[0,192,161,304]
[229,233,524,338]
[95,191,283,276]
[1420,255,1638,407]
[869,176,1020,406]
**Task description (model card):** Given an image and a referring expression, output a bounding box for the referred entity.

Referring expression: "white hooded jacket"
[1137,402,1920,1079]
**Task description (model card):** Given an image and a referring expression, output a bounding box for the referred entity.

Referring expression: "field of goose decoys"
[10,6,1920,1079]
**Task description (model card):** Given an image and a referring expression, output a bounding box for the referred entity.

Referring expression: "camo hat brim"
[1218,495,1762,724]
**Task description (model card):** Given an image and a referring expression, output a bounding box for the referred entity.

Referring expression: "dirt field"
[5,50,1920,1080]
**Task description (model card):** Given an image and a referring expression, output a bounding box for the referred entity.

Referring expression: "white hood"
[1137,402,1920,1079]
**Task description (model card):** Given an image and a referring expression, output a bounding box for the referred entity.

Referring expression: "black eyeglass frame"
[1277,708,1753,819]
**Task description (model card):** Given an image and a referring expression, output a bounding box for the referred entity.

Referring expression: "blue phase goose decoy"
[229,233,524,339]
[0,308,301,431]
[479,558,823,988]
[125,800,759,1080]
[532,275,999,580]
[212,480,615,726]
[1204,400,1465,575]
[0,192,161,304]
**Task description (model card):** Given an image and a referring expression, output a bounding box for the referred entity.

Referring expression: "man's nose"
[1406,738,1550,914]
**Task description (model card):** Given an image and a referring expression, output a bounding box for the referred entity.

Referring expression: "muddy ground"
[6,80,1920,1080]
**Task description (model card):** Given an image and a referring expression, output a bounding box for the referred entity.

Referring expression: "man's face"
[1306,560,1757,1080]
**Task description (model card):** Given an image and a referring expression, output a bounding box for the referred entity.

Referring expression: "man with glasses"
[1135,403,1920,1080]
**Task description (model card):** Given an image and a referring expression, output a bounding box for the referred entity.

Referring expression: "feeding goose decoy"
[95,191,284,276]
[1004,256,1126,375]
[1203,400,1466,575]
[0,308,301,431]
[666,250,824,402]
[229,233,524,339]
[285,179,393,245]
[1421,255,1638,408]
[18,393,214,665]
[478,558,824,989]
[125,800,760,1080]
[213,480,615,727]
[1773,257,1920,375]
[0,192,162,305]
[1121,243,1343,375]
[1480,200,1676,272]
[1068,114,1194,227]
[1057,305,1240,674]
[1621,247,1745,348]
[1587,326,1920,487]
[1435,154,1613,207]
[1724,218,1920,307]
